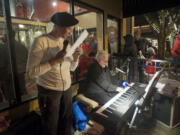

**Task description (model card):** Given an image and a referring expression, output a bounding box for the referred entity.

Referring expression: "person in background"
[77,52,96,78]
[123,34,137,83]
[144,47,157,80]
[0,34,12,102]
[147,47,156,59]
[81,51,122,105]
[134,30,146,83]
[81,34,96,57]
[0,30,28,102]
[12,31,28,95]
[26,12,82,135]
[172,32,180,73]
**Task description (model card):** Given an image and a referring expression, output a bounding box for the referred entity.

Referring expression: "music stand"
[123,70,163,135]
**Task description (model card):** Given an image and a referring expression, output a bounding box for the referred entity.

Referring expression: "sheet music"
[65,30,88,57]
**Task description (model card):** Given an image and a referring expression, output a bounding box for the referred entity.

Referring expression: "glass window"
[9,0,70,21]
[0,1,16,109]
[107,18,119,70]
[74,4,103,80]
[107,18,118,55]
[8,0,71,101]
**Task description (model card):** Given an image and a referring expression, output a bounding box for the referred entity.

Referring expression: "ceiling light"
[52,1,57,7]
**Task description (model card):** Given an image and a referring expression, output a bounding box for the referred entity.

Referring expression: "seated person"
[81,51,122,105]
[144,47,157,80]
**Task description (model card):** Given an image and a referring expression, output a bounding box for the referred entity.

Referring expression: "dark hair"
[123,34,137,57]
[89,52,96,57]
[124,34,134,45]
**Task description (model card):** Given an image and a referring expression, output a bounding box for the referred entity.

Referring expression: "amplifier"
[153,93,180,128]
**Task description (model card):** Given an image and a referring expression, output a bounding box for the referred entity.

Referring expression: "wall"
[80,0,122,18]
[76,12,97,29]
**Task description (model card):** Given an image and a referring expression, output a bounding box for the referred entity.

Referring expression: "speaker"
[153,93,180,128]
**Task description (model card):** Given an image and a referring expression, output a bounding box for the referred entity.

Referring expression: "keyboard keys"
[97,83,146,119]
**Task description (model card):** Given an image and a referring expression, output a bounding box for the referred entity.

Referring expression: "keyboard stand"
[123,101,142,135]
[128,96,145,128]
[123,70,163,135]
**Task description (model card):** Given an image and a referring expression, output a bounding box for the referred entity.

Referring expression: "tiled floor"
[126,120,180,135]
[74,109,180,135]
[119,110,180,135]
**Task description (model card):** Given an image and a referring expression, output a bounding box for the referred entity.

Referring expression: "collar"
[47,34,64,42]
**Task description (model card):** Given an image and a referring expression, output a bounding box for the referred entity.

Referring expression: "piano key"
[109,104,117,109]
[117,97,124,101]
[116,99,124,103]
[106,107,115,112]
[124,93,131,96]
[122,95,127,98]
[114,101,122,105]
[105,108,113,113]
[102,109,112,117]
[113,101,123,107]
[127,91,134,94]
[96,82,147,120]
[119,97,127,101]
[126,91,131,94]
[112,101,119,105]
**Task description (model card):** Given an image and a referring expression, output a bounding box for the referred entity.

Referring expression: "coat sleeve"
[65,45,79,71]
[88,63,117,92]
[70,60,79,71]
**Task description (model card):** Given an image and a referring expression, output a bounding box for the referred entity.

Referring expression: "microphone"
[115,67,126,75]
[62,40,69,52]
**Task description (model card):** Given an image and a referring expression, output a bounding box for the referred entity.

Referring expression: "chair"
[76,94,99,111]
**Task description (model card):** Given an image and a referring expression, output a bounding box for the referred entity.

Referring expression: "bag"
[72,101,87,131]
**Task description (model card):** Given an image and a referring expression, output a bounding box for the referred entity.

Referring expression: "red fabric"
[16,5,24,18]
[172,34,180,56]
[145,58,156,74]
[82,43,93,56]
[78,57,94,78]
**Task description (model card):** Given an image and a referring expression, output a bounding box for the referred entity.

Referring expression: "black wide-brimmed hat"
[51,12,79,27]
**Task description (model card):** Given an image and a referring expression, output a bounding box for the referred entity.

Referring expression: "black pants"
[38,85,72,135]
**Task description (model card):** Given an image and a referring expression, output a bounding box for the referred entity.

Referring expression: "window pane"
[0,1,16,109]
[8,0,70,101]
[10,0,70,21]
[108,19,118,54]
[74,4,103,79]
[107,18,119,70]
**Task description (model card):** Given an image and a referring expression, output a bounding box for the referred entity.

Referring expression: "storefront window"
[11,23,46,101]
[107,18,120,70]
[9,0,70,21]
[7,0,71,101]
[0,1,16,109]
[74,4,103,79]
[107,18,118,55]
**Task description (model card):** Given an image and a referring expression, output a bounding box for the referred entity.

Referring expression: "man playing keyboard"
[81,51,122,105]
